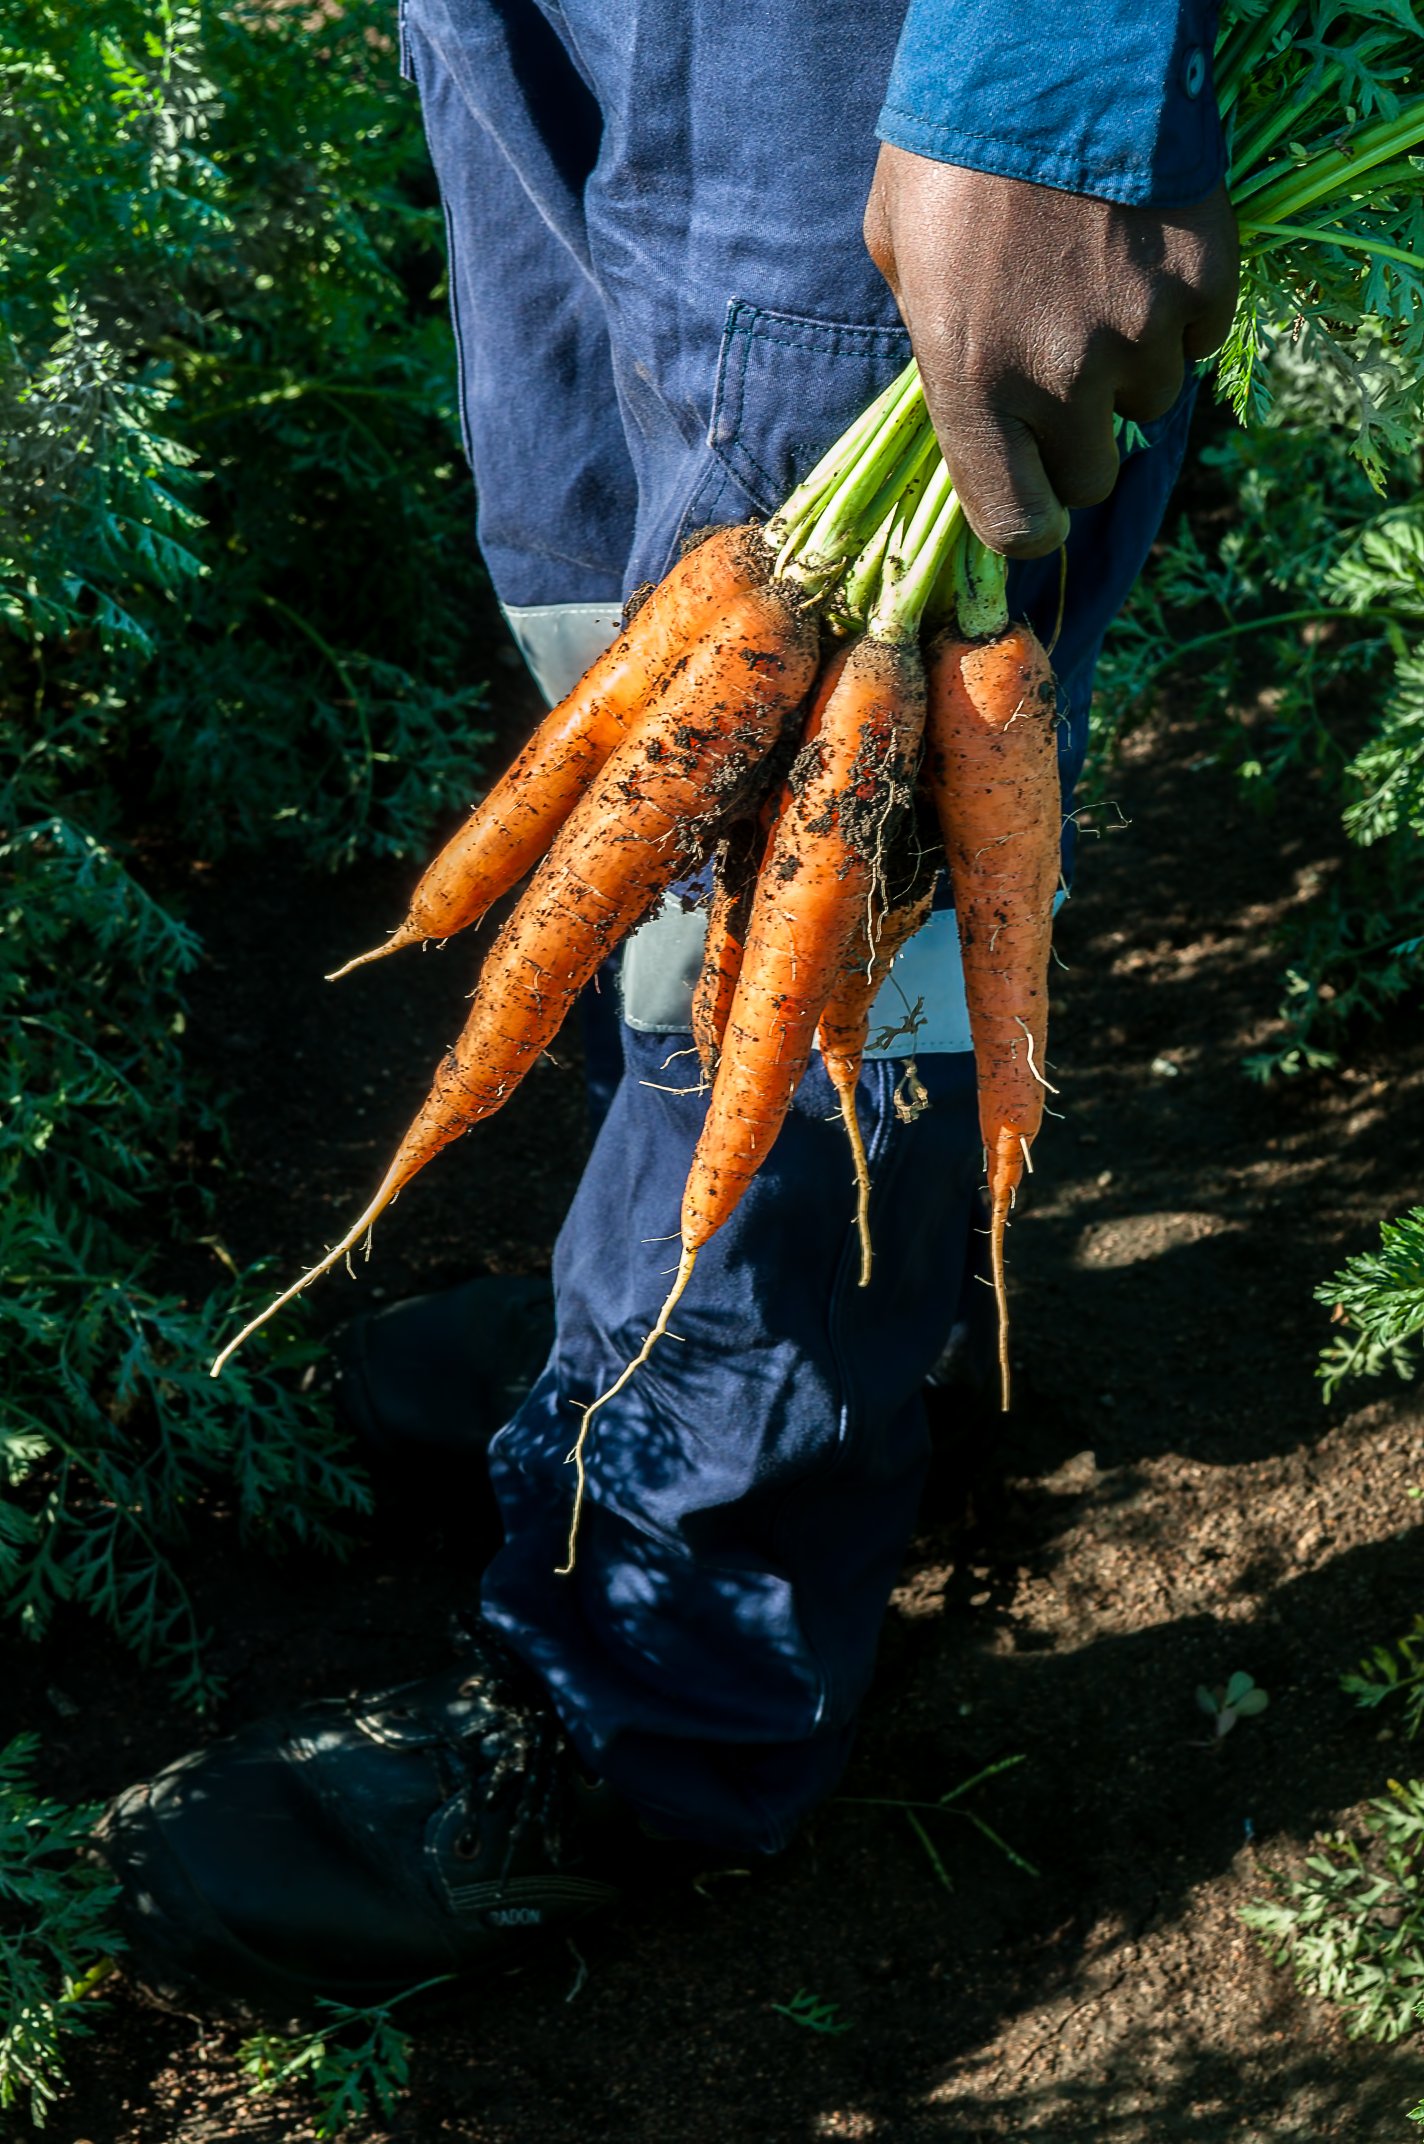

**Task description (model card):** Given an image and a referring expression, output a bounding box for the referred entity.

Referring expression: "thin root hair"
[1015,1016,1061,1094]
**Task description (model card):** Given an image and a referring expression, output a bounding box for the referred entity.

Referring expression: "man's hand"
[864,146,1239,558]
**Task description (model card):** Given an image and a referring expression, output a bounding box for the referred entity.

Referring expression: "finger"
[1182,188,1241,361]
[934,404,1070,561]
[1184,290,1236,364]
[1113,343,1187,427]
[1033,386,1121,513]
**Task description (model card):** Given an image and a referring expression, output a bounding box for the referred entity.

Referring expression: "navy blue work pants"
[403,0,1196,1853]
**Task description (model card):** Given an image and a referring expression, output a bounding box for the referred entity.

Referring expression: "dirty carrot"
[690,640,850,1080]
[690,817,760,1083]
[560,631,924,1568]
[212,577,817,1375]
[329,521,773,979]
[817,853,936,1286]
[923,582,1060,1413]
[686,636,925,1256]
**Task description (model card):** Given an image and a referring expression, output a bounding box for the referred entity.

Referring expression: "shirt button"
[1182,45,1207,98]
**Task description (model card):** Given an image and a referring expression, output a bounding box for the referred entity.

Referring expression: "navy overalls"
[399,0,1224,1853]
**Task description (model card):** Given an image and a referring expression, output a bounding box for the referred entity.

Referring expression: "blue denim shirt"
[879,0,1224,206]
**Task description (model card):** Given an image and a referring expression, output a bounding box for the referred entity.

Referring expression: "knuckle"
[1119,277,1179,349]
[1021,321,1088,406]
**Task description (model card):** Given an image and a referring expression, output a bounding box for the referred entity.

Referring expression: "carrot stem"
[1213,0,1294,119]
[883,484,964,642]
[954,542,1009,641]
[1236,99,1424,223]
[798,411,938,595]
[769,362,921,564]
[837,503,900,630]
[1226,49,1359,185]
[1240,220,1424,273]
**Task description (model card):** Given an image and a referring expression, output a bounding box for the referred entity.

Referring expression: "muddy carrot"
[817,851,937,1285]
[690,817,760,1083]
[329,522,773,978]
[212,578,817,1375]
[684,635,924,1258]
[690,641,852,1079]
[923,600,1060,1412]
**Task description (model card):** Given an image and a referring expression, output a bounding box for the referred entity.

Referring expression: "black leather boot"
[94,1621,636,2017]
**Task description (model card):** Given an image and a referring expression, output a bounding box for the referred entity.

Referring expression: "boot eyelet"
[453,1823,482,1861]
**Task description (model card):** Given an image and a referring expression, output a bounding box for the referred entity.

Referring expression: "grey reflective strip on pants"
[620,896,977,1056]
[501,600,624,709]
[500,598,982,1056]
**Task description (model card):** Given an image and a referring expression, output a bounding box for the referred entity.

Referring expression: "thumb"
[937,403,1070,561]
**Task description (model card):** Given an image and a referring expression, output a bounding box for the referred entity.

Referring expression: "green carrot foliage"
[0,1736,121,2127]
[2,0,491,1699]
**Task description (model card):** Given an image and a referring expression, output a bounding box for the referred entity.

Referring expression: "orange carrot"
[690,639,852,1081]
[330,522,772,978]
[922,623,1060,1411]
[690,818,759,1083]
[559,633,924,1568]
[212,578,817,1376]
[685,634,924,1257]
[817,850,937,1285]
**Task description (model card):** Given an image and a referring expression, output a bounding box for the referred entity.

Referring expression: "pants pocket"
[704,298,912,520]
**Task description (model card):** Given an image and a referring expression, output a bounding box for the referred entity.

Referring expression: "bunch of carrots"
[212,3,1424,1563]
[213,426,1051,1403]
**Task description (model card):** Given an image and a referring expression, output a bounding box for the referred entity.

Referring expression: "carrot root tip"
[828,1061,874,1288]
[325,937,408,983]
[556,1242,699,1576]
[209,1165,410,1378]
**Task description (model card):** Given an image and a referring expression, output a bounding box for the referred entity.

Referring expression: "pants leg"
[401,0,636,604]
[407,0,1198,1853]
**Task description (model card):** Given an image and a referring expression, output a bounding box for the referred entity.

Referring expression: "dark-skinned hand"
[863,144,1240,559]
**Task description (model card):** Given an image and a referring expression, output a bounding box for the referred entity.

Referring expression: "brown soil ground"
[18,594,1424,2142]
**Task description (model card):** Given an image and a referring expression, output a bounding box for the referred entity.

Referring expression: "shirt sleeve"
[876,0,1224,208]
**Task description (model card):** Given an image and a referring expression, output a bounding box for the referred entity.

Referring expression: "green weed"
[1,0,491,1699]
[1094,393,1424,1089]
[840,1752,1039,1892]
[239,1978,452,2138]
[1195,1670,1271,1744]
[1317,1206,1424,1403]
[771,1990,853,2037]
[0,1736,121,2128]
[1343,1615,1424,1745]
[1241,1778,1424,2044]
